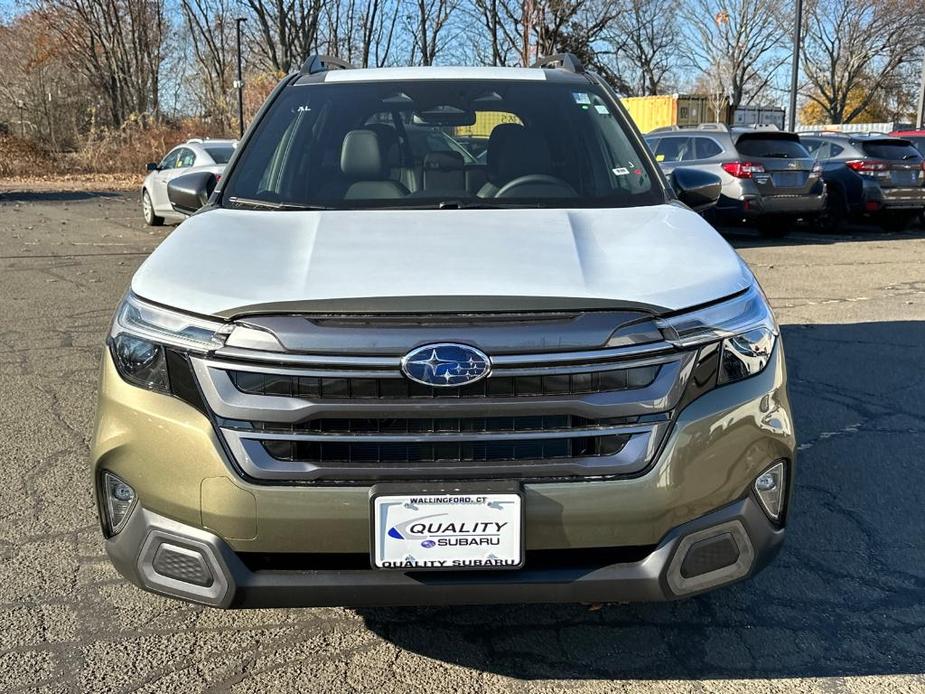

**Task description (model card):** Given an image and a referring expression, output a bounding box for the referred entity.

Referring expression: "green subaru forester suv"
[91,55,794,608]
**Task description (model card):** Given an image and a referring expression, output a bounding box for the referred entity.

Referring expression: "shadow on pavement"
[720,219,925,249]
[0,190,122,203]
[356,321,925,680]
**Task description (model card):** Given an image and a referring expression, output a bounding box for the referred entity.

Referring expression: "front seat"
[477,124,554,197]
[341,129,410,200]
[364,123,419,193]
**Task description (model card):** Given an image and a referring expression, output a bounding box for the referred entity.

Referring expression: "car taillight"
[811,162,823,176]
[721,161,766,178]
[845,159,889,173]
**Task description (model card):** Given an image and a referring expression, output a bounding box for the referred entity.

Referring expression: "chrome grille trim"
[224,423,655,443]
[212,339,675,370]
[191,353,695,425]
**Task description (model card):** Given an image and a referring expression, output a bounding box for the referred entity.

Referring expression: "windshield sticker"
[572,92,591,105]
[612,167,630,176]
[595,104,610,115]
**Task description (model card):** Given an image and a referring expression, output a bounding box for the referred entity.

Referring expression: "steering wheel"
[495,174,577,198]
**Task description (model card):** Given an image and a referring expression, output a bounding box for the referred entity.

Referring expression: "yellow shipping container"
[620,95,728,133]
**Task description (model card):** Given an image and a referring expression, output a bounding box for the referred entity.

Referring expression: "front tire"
[142,189,164,227]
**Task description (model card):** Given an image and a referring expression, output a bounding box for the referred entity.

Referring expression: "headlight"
[658,284,778,385]
[108,293,229,397]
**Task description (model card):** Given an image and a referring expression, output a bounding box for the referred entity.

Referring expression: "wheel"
[816,186,848,233]
[142,189,164,226]
[879,210,918,232]
[755,217,790,238]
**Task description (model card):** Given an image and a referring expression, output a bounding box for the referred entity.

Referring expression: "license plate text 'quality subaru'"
[372,493,523,570]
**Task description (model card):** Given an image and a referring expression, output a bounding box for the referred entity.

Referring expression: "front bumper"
[107,492,784,608]
[92,339,794,607]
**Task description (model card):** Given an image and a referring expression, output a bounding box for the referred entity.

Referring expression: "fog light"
[103,472,136,534]
[754,461,786,521]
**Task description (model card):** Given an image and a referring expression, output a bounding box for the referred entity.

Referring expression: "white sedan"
[142,139,236,225]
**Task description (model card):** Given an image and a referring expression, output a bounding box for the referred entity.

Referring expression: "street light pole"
[787,0,803,132]
[235,17,247,138]
[916,52,925,129]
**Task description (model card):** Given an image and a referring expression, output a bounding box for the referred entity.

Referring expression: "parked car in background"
[645,124,826,236]
[142,139,236,226]
[799,132,925,231]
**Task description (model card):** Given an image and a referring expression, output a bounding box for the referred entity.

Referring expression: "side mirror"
[670,167,722,212]
[167,171,218,215]
[146,162,159,172]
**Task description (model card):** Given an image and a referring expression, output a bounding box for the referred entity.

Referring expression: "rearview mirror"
[670,168,722,212]
[167,171,218,215]
[146,162,159,172]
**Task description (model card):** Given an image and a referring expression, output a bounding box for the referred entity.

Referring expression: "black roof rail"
[300,54,356,76]
[531,53,584,74]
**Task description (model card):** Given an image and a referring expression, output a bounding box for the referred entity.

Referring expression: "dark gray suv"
[646,124,826,236]
[799,132,925,230]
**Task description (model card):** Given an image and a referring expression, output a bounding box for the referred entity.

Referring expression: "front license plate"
[371,491,523,570]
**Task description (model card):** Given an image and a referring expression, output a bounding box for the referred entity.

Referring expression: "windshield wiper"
[227,196,333,211]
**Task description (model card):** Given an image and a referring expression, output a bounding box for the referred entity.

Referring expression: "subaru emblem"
[401,343,491,387]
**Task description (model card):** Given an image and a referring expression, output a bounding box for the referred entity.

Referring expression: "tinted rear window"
[204,145,235,163]
[861,141,923,161]
[736,137,810,159]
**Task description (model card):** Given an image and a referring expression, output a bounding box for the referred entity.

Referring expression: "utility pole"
[16,99,25,138]
[787,0,803,132]
[235,17,247,138]
[916,52,925,128]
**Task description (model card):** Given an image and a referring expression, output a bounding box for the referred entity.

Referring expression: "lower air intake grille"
[262,435,631,464]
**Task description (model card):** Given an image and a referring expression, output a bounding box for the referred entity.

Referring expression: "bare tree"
[180,0,235,129]
[801,0,925,123]
[323,0,401,67]
[406,0,457,65]
[245,0,324,73]
[611,0,676,95]
[682,0,786,110]
[466,0,619,69]
[34,0,167,126]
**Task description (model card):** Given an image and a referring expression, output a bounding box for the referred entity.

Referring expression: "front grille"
[192,317,696,483]
[262,434,631,465]
[228,366,660,399]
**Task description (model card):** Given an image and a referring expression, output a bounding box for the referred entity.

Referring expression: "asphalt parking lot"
[1,190,924,693]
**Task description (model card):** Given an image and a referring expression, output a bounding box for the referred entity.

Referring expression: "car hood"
[131,204,753,319]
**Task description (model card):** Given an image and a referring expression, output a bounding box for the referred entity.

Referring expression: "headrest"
[340,130,385,180]
[486,124,552,183]
[364,123,401,167]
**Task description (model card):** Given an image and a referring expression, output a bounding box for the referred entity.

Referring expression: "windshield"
[220,79,662,210]
[204,144,235,164]
[736,137,810,159]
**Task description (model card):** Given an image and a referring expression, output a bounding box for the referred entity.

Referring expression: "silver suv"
[645,124,826,236]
